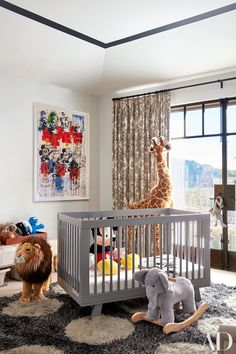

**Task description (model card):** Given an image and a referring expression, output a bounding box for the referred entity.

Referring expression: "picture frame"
[34,102,89,201]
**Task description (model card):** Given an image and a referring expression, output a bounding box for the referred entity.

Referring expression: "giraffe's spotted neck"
[128,137,173,210]
[149,152,172,203]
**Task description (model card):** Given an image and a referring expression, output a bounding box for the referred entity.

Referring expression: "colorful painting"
[34,103,89,201]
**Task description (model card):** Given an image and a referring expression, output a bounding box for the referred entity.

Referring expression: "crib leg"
[91,304,103,317]
[194,287,201,302]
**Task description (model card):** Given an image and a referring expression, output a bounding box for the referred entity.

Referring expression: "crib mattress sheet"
[88,255,205,294]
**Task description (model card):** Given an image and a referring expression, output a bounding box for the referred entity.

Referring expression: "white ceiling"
[0,0,236,95]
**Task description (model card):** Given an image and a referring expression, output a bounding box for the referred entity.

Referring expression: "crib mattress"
[88,255,205,294]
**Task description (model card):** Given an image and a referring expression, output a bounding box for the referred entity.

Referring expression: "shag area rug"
[0,283,236,354]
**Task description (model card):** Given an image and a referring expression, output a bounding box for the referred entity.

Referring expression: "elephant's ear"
[159,272,169,291]
[133,269,149,284]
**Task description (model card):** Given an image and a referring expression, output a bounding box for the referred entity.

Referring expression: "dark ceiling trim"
[0,0,106,48]
[106,3,236,48]
[1,0,236,49]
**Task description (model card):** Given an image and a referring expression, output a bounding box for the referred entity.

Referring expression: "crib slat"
[139,224,142,272]
[185,222,189,278]
[68,223,70,284]
[79,227,90,297]
[63,222,67,279]
[72,225,75,289]
[75,226,79,292]
[60,222,63,278]
[160,223,163,270]
[146,224,150,268]
[110,226,113,292]
[94,228,97,295]
[58,220,62,277]
[201,222,204,279]
[180,222,183,276]
[117,227,121,291]
[102,227,105,293]
[62,222,65,281]
[173,222,176,278]
[131,225,135,288]
[203,218,210,283]
[192,221,195,280]
[71,225,73,288]
[197,221,201,279]
[66,223,69,284]
[125,226,128,290]
[153,224,156,267]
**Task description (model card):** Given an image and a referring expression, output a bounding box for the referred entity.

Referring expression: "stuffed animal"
[131,268,208,334]
[120,254,140,270]
[209,195,226,228]
[97,259,118,275]
[133,268,196,324]
[90,226,121,263]
[28,216,44,234]
[0,223,22,239]
[15,221,31,236]
[90,223,138,275]
[15,236,52,302]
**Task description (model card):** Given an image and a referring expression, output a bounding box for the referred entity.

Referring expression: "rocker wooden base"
[131,302,208,334]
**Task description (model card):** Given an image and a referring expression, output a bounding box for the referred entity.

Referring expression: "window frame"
[170,96,236,270]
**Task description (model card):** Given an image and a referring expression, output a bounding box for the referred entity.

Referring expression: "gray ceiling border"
[0,0,236,48]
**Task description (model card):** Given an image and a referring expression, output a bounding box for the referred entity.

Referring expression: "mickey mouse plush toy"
[90,224,120,263]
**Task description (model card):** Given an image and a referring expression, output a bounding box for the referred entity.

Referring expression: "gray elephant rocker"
[131,268,208,334]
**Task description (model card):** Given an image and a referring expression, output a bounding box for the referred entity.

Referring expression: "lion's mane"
[16,236,52,284]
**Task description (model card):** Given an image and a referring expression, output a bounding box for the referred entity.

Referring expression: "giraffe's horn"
[159,136,165,146]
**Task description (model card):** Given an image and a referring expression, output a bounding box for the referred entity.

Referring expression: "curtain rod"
[112,76,236,101]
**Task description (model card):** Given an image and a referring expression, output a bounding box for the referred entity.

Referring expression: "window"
[170,98,236,260]
[185,105,202,136]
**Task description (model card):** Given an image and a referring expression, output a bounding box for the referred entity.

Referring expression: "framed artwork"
[34,102,89,201]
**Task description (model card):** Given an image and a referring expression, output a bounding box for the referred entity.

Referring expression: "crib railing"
[58,208,210,311]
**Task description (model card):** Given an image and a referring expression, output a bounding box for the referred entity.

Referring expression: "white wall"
[98,75,236,209]
[0,73,99,239]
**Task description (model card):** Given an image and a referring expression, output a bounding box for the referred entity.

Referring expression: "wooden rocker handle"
[131,302,208,334]
[163,302,208,334]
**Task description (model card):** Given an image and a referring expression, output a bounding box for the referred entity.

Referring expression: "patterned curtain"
[112,91,170,210]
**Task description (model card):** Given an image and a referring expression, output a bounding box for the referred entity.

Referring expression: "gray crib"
[58,208,210,316]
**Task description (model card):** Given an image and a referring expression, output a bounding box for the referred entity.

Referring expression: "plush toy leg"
[131,302,208,334]
[42,275,51,292]
[53,255,58,272]
[19,281,32,303]
[33,282,45,300]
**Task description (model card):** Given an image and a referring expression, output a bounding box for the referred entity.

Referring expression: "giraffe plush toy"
[128,136,173,253]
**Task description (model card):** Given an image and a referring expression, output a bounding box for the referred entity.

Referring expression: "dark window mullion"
[202,104,205,135]
[183,106,186,137]
[221,98,228,269]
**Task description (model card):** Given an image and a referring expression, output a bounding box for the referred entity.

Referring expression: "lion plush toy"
[15,236,52,302]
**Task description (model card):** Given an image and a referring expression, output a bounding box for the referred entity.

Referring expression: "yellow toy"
[97,259,118,275]
[120,254,140,270]
[97,254,140,275]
